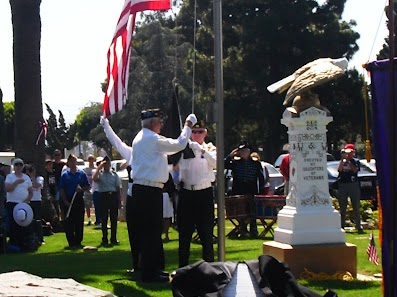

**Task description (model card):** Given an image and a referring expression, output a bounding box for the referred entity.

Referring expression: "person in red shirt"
[279,154,290,195]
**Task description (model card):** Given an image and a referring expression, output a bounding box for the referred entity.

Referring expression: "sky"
[0,0,389,124]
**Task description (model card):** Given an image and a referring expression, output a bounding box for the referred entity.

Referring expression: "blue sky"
[0,0,388,124]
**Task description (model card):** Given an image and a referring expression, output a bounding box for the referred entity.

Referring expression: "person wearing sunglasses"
[177,120,217,268]
[133,109,196,282]
[4,158,33,248]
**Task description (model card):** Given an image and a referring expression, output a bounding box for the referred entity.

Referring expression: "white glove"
[100,116,109,127]
[189,141,203,154]
[185,114,197,126]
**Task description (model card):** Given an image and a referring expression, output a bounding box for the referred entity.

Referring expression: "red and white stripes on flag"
[366,233,379,265]
[102,0,171,117]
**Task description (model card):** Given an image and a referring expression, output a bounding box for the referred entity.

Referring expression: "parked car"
[111,159,128,179]
[360,159,376,173]
[327,161,377,206]
[225,161,284,195]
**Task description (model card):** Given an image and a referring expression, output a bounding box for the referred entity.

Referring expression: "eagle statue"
[267,57,348,113]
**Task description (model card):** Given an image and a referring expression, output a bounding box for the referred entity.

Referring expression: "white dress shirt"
[132,126,191,186]
[179,142,216,189]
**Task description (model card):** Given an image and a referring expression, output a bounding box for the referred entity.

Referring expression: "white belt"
[183,181,212,191]
[133,179,164,189]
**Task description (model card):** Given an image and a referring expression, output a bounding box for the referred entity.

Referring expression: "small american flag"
[102,0,171,117]
[366,233,379,265]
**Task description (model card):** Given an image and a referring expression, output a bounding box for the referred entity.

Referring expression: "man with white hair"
[132,109,196,282]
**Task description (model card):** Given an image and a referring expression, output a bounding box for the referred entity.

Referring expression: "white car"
[111,159,129,179]
[360,159,376,173]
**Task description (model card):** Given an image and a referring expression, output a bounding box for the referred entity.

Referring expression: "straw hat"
[13,203,33,227]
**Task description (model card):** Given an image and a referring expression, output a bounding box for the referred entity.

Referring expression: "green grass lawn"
[0,220,382,297]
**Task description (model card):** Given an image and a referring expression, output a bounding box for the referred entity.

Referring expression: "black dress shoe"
[142,273,170,282]
[111,240,120,245]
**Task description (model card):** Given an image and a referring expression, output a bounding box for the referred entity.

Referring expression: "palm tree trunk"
[10,0,45,173]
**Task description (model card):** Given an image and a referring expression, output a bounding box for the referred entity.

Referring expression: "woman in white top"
[25,163,45,243]
[25,164,44,212]
[5,158,33,247]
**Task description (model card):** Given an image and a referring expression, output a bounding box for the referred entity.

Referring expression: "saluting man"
[92,155,121,246]
[131,108,196,282]
[225,142,265,238]
[177,120,217,268]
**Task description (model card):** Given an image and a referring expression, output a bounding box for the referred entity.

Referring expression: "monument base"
[263,241,357,278]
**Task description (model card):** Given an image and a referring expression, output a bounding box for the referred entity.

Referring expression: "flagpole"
[213,0,225,261]
[387,1,395,296]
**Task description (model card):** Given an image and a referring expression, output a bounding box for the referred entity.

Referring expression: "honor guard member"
[337,143,363,233]
[225,142,265,238]
[177,120,216,267]
[59,154,90,249]
[93,155,122,245]
[100,117,140,273]
[131,108,196,282]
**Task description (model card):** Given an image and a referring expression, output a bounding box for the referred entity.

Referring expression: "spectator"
[92,156,121,246]
[83,155,96,226]
[4,158,33,248]
[44,159,60,219]
[59,154,90,249]
[52,149,66,219]
[337,143,363,234]
[177,120,216,267]
[162,174,176,242]
[251,152,270,194]
[279,154,290,195]
[130,109,195,282]
[24,163,44,244]
[225,142,265,238]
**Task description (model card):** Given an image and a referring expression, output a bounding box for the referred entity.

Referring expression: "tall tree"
[176,0,360,161]
[377,3,396,60]
[45,104,77,156]
[10,0,45,172]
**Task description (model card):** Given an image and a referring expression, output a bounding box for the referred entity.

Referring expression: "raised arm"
[100,116,132,160]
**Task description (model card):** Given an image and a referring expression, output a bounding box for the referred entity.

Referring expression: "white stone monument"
[263,107,356,278]
[274,107,345,245]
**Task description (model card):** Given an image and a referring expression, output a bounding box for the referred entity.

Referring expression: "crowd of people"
[0,107,364,283]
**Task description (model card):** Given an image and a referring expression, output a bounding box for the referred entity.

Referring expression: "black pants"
[99,192,118,242]
[178,187,215,267]
[64,195,84,247]
[126,194,141,269]
[5,202,30,247]
[131,184,165,279]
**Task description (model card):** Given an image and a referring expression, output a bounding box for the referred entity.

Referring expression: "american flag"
[102,0,171,117]
[366,233,379,265]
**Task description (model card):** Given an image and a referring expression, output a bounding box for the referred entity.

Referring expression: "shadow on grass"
[0,250,173,296]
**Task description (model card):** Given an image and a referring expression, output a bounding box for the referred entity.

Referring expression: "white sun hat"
[13,203,33,227]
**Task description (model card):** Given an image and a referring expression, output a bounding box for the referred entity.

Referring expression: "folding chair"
[225,195,254,238]
[254,195,286,238]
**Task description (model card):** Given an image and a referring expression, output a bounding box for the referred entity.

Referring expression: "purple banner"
[366,58,397,297]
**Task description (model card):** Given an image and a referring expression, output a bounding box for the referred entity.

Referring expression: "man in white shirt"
[132,108,196,282]
[177,120,217,267]
[100,118,137,272]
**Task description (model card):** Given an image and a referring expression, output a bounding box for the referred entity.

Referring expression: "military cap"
[141,108,162,120]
